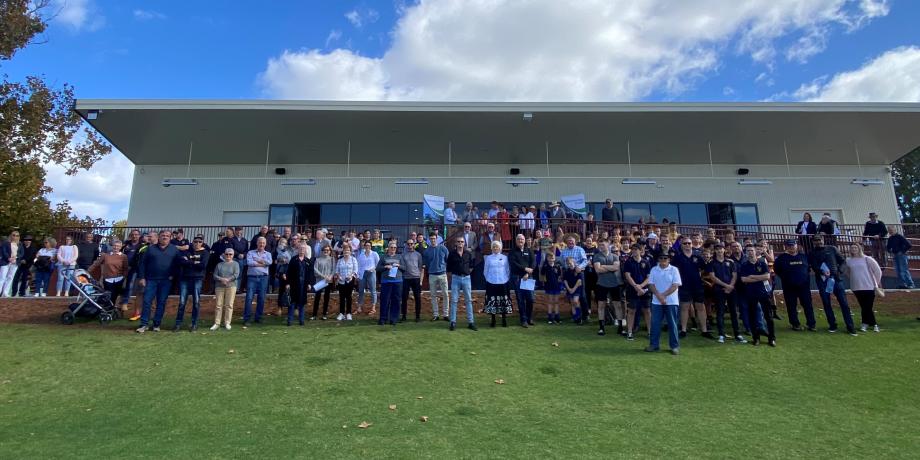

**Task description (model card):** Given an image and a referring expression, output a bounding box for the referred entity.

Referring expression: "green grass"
[1,314,919,459]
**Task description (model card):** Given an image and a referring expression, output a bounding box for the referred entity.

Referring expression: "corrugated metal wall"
[128,163,897,226]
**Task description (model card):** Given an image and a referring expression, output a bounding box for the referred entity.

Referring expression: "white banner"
[560,193,588,217]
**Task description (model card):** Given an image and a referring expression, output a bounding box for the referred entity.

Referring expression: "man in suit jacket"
[460,222,479,259]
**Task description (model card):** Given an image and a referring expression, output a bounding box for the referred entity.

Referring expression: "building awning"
[75,100,920,166]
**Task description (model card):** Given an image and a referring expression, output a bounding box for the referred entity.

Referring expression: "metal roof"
[75,99,920,166]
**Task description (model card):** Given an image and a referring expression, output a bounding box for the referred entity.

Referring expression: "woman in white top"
[845,244,883,332]
[483,240,512,327]
[335,244,359,321]
[33,238,58,296]
[55,235,78,297]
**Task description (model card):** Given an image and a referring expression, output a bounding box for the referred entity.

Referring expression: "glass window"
[268,205,294,230]
[649,203,679,224]
[409,203,424,226]
[707,203,734,225]
[350,204,380,231]
[678,203,707,225]
[622,203,650,223]
[733,204,759,225]
[320,204,351,227]
[380,203,409,242]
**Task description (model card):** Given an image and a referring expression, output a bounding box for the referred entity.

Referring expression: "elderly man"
[646,253,682,355]
[509,234,536,327]
[444,201,459,226]
[242,236,273,326]
[423,233,450,321]
[136,230,181,333]
[461,202,477,225]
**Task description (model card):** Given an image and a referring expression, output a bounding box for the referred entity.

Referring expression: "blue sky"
[4,0,919,221]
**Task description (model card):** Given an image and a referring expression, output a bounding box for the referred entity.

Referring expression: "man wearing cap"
[645,233,662,259]
[773,239,817,331]
[672,236,713,339]
[646,253,682,355]
[808,235,857,335]
[705,243,746,343]
[863,212,888,265]
[12,235,37,296]
[549,202,566,233]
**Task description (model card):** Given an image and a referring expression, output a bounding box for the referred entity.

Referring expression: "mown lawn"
[1,313,919,459]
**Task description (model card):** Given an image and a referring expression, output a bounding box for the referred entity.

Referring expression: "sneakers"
[336,313,345,321]
[321,316,327,321]
[790,325,803,331]
[135,326,147,333]
[735,335,748,344]
[670,348,680,356]
[768,339,776,347]
[468,323,478,331]
[432,316,440,321]
[828,328,838,333]
[718,335,726,344]
[152,326,160,332]
[129,314,141,321]
[210,324,220,331]
[859,323,868,332]
[873,325,880,332]
[548,319,555,325]
[224,324,232,331]
[309,316,316,321]
[597,329,606,336]
[626,333,635,341]
[807,326,817,332]
[345,314,353,321]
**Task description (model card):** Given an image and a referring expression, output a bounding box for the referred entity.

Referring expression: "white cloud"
[45,152,134,222]
[259,0,889,102]
[52,0,105,31]
[133,9,167,21]
[345,7,380,28]
[797,46,920,102]
[325,29,343,48]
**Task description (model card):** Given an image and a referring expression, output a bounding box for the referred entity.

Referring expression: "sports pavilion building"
[74,100,920,238]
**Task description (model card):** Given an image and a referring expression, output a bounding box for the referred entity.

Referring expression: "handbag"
[278,290,291,307]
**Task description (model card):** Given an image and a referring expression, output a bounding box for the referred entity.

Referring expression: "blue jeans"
[56,264,75,294]
[34,270,52,294]
[512,276,535,324]
[288,301,306,324]
[815,275,855,331]
[450,275,475,324]
[236,258,247,290]
[893,252,914,288]
[379,281,401,324]
[120,270,137,305]
[243,274,268,322]
[140,279,171,327]
[175,278,203,326]
[649,304,680,350]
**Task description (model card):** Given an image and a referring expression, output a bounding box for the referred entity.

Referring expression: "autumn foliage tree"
[892,147,919,224]
[0,0,111,238]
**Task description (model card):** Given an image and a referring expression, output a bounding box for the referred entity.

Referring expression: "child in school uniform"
[563,256,583,322]
[541,252,564,324]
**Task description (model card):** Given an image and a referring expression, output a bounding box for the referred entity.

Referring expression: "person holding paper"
[509,234,536,328]
[376,242,403,326]
[483,241,513,327]
[311,245,335,320]
[808,235,857,335]
[447,236,478,331]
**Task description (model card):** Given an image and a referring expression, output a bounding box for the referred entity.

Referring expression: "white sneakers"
[860,323,868,332]
[873,325,880,332]
[210,324,220,331]
[718,335,726,343]
[336,313,345,321]
[346,314,353,321]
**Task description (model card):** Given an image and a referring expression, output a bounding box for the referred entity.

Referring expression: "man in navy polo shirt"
[739,245,776,347]
[672,236,713,339]
[773,239,817,332]
[705,243,746,344]
[622,244,651,341]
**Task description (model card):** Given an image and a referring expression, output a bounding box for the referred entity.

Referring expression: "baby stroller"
[60,269,119,326]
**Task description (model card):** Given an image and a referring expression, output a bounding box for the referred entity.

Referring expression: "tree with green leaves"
[892,147,919,224]
[0,0,111,238]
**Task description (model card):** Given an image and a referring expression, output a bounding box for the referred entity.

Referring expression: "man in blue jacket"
[136,230,181,333]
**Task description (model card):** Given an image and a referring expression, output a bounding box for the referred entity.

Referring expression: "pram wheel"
[112,309,121,320]
[61,311,75,325]
[99,313,112,325]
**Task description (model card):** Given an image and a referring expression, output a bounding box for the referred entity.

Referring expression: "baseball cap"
[784,239,797,246]
[647,232,658,239]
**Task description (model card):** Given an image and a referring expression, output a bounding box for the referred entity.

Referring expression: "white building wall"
[127,163,897,226]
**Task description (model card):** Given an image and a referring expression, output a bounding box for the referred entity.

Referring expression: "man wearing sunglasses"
[174,237,210,332]
[672,236,713,339]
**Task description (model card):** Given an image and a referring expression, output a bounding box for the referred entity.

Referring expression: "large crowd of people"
[0,199,916,354]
